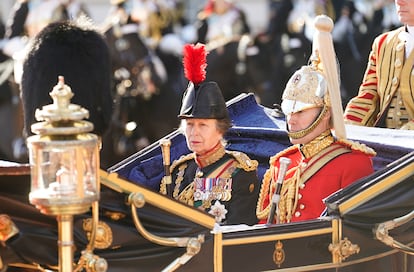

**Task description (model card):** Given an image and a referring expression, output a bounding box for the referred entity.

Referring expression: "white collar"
[407,26,414,37]
[401,26,414,58]
[399,27,413,43]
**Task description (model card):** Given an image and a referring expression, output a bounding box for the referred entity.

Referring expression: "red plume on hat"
[179,43,229,120]
[183,43,207,85]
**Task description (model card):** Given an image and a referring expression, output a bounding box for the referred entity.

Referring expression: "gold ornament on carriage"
[83,218,113,250]
[273,240,286,267]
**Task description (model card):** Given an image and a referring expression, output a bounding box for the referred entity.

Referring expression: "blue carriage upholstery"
[110,92,414,191]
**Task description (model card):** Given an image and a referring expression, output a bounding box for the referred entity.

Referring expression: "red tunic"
[256,141,375,223]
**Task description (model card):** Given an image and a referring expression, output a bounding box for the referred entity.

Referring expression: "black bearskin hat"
[178,43,229,120]
[21,18,113,137]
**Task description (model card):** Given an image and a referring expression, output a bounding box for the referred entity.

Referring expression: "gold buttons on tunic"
[298,193,302,199]
[299,204,305,210]
[299,183,305,189]
[294,211,301,218]
[385,94,391,104]
[396,43,404,51]
[395,59,402,68]
[196,170,203,177]
[392,77,398,85]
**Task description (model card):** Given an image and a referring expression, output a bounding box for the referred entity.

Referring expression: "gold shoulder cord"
[160,153,194,195]
[159,160,196,207]
[256,146,298,220]
[256,166,274,220]
[174,163,195,206]
[256,164,301,223]
[278,167,302,223]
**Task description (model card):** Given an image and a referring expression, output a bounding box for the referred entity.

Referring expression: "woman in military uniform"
[256,15,376,224]
[160,43,260,226]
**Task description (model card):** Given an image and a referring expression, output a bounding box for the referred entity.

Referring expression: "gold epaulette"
[268,145,298,166]
[337,139,377,156]
[226,150,258,172]
[169,153,194,173]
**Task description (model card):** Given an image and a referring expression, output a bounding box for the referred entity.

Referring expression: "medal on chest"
[194,177,233,209]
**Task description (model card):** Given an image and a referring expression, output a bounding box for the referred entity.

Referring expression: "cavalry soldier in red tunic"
[159,43,260,225]
[256,15,376,224]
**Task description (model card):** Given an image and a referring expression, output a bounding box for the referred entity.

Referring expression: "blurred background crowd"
[0,0,403,166]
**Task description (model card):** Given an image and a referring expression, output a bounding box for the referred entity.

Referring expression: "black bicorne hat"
[178,43,229,120]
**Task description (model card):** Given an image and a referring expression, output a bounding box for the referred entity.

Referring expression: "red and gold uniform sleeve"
[256,146,302,224]
[343,33,384,126]
[344,27,409,127]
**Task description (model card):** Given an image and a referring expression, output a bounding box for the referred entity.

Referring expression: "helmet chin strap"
[287,105,329,140]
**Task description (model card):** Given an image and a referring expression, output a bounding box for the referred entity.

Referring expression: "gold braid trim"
[170,153,195,172]
[226,150,258,171]
[278,167,302,223]
[256,145,298,220]
[160,153,194,195]
[197,144,226,167]
[256,163,302,222]
[167,162,195,206]
[256,166,274,220]
[337,139,376,156]
[176,177,195,206]
[159,181,167,195]
[300,130,334,158]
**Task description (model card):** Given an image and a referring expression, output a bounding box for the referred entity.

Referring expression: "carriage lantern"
[26,76,103,272]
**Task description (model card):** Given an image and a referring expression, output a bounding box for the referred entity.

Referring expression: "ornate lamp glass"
[27,76,100,215]
[26,76,101,272]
